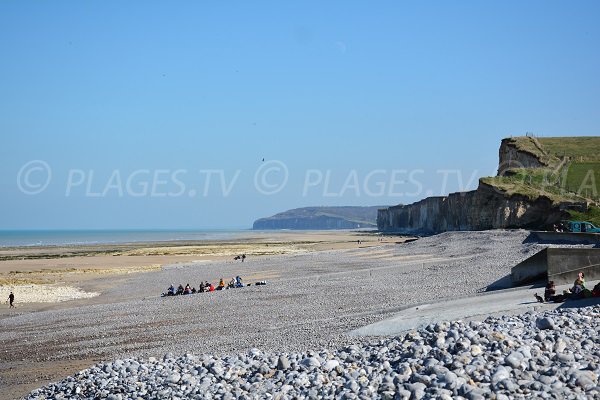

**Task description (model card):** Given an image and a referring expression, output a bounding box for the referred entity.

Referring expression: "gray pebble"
[536,317,555,330]
[23,304,600,400]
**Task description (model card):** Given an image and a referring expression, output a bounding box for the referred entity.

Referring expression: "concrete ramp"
[350,282,600,337]
[511,248,600,285]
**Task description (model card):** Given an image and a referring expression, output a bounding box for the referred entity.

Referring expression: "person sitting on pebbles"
[209,282,215,292]
[167,285,176,296]
[570,272,586,299]
[564,271,594,300]
[235,276,244,288]
[217,278,225,290]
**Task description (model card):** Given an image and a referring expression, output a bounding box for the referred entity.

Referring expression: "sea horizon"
[0,228,252,248]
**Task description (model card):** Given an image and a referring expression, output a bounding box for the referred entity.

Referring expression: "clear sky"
[1,1,599,229]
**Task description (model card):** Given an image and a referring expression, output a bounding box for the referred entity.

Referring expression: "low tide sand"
[0,231,391,307]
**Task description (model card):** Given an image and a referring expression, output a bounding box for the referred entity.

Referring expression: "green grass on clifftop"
[481,168,588,204]
[508,136,600,168]
[537,137,600,161]
[565,162,600,198]
[485,137,600,205]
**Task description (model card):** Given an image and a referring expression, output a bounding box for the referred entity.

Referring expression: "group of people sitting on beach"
[536,271,600,303]
[162,276,267,297]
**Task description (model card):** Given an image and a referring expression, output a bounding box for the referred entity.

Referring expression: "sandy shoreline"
[0,230,393,308]
[0,230,387,259]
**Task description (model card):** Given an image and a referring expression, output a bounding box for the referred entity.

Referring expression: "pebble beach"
[26,305,600,399]
[1,230,598,399]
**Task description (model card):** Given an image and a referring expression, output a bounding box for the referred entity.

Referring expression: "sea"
[0,229,251,248]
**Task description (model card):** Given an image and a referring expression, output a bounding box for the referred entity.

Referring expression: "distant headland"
[252,206,387,230]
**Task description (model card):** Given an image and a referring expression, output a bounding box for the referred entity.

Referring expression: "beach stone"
[300,357,321,369]
[442,371,458,388]
[554,338,567,353]
[575,376,595,390]
[571,370,598,387]
[534,332,545,342]
[397,363,412,378]
[323,360,339,371]
[435,321,450,332]
[380,391,395,400]
[502,379,519,391]
[258,363,270,375]
[538,374,555,385]
[470,345,482,356]
[505,351,524,369]
[345,380,359,392]
[466,390,486,400]
[536,317,555,330]
[492,366,510,384]
[210,365,224,376]
[406,382,426,399]
[277,355,290,371]
[167,373,181,384]
[557,353,575,363]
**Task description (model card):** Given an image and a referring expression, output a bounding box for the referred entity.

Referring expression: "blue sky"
[1,1,599,229]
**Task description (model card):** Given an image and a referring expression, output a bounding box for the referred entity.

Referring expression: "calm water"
[0,229,250,248]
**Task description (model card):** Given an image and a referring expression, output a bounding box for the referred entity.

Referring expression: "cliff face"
[377,183,574,234]
[497,138,546,176]
[378,137,587,234]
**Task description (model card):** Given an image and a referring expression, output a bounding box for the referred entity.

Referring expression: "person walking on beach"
[8,292,15,308]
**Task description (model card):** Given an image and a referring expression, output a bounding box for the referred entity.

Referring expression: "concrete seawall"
[511,248,600,285]
[531,231,600,245]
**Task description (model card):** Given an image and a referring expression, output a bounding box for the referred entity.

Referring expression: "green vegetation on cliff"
[506,136,600,167]
[565,162,600,198]
[484,136,600,223]
[538,137,600,161]
[481,168,581,204]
